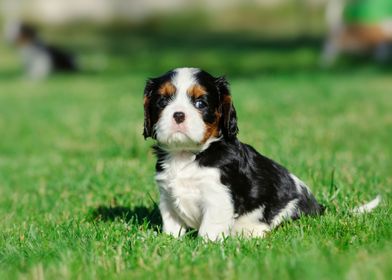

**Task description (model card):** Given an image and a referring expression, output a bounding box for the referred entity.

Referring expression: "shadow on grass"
[90,205,162,229]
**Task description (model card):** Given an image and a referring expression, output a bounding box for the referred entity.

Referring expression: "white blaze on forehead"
[169,67,201,111]
[171,68,200,93]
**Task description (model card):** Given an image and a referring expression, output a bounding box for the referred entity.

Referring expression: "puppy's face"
[4,22,36,46]
[143,68,238,151]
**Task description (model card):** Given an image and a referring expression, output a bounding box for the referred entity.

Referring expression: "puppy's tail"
[351,195,382,215]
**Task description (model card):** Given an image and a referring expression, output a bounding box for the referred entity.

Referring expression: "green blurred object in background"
[344,0,392,23]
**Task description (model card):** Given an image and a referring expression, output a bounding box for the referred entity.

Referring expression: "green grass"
[0,25,391,280]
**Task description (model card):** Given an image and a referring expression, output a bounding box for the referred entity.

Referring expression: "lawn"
[0,24,391,279]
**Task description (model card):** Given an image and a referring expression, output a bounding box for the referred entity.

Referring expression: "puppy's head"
[4,22,37,46]
[143,68,238,151]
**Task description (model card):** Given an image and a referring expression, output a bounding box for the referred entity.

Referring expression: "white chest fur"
[155,152,234,239]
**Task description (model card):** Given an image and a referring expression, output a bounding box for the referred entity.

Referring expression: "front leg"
[159,188,187,238]
[198,184,234,241]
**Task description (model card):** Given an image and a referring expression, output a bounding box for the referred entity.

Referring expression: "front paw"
[199,229,229,242]
[163,226,187,238]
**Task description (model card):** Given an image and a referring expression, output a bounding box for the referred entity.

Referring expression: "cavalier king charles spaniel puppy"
[143,67,380,241]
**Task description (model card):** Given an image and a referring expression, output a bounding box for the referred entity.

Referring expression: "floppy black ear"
[215,76,239,140]
[143,79,154,139]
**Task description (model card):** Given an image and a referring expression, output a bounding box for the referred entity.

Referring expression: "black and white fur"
[143,67,380,241]
[5,22,77,79]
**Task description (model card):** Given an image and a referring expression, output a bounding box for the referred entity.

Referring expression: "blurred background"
[1,0,391,78]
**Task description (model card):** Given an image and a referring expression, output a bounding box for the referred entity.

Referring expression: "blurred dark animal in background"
[4,22,78,79]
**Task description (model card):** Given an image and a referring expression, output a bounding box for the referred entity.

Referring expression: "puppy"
[5,22,77,79]
[143,68,380,241]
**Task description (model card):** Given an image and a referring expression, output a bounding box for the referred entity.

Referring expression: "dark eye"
[194,100,207,109]
[158,97,169,108]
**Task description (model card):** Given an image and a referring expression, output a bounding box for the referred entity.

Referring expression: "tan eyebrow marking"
[158,82,176,96]
[187,84,207,99]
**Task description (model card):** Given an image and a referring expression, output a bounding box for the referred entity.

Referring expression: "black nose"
[173,112,185,124]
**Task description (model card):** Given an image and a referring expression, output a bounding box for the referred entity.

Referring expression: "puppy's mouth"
[167,131,192,143]
[171,121,188,132]
[167,123,192,140]
[158,131,201,152]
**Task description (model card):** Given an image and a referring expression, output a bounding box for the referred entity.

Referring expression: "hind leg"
[232,221,270,238]
[232,209,271,238]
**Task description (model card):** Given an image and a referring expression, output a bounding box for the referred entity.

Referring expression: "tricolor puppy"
[143,67,380,241]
